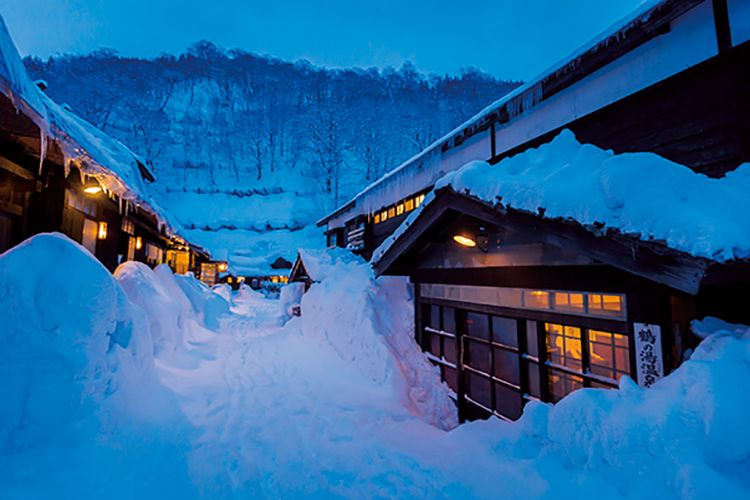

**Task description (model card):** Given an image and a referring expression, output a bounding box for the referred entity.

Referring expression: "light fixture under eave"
[83,177,102,194]
[453,235,476,247]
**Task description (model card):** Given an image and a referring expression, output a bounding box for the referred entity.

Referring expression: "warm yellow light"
[84,186,101,194]
[97,221,107,240]
[453,235,476,247]
[218,262,228,272]
[135,236,142,250]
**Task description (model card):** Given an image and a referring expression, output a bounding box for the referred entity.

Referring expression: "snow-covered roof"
[373,130,750,267]
[0,15,190,241]
[295,248,364,282]
[319,0,694,227]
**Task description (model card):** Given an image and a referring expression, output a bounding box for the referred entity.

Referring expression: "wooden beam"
[376,189,711,294]
[447,192,710,294]
[0,199,23,217]
[0,155,35,180]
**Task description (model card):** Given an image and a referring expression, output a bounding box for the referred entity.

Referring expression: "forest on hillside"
[25,41,520,208]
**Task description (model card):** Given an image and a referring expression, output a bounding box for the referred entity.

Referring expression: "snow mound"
[0,233,194,497]
[298,246,362,281]
[0,233,136,453]
[435,129,750,261]
[300,249,458,430]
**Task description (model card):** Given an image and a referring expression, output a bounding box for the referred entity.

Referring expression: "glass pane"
[545,323,582,371]
[444,366,458,394]
[492,316,518,348]
[590,380,616,389]
[524,290,549,309]
[588,294,625,318]
[444,337,457,365]
[526,320,539,358]
[465,400,491,422]
[466,311,490,340]
[493,347,520,386]
[525,361,541,399]
[466,371,492,409]
[428,332,441,357]
[548,369,583,403]
[443,307,456,334]
[466,339,491,374]
[81,218,97,254]
[553,292,584,313]
[430,305,440,330]
[494,383,523,420]
[588,329,631,381]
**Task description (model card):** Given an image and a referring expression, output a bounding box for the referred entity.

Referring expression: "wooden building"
[318,0,750,258]
[315,0,750,423]
[372,187,750,422]
[0,18,209,273]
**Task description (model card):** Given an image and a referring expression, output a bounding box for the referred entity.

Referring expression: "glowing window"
[524,290,550,309]
[553,292,584,313]
[396,204,404,215]
[374,213,381,224]
[545,323,582,371]
[122,219,135,235]
[81,219,97,254]
[588,330,631,381]
[548,370,583,403]
[127,236,136,260]
[381,211,388,221]
[588,294,625,318]
[415,194,425,207]
[388,207,395,218]
[405,199,414,211]
[97,221,107,240]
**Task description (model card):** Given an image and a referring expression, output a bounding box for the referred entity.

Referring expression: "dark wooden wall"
[491,40,750,178]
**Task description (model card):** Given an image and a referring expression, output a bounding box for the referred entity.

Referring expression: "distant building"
[0,16,209,274]
[317,0,750,423]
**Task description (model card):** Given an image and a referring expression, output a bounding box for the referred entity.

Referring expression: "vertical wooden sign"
[634,323,664,388]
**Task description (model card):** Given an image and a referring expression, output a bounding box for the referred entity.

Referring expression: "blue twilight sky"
[1,0,644,80]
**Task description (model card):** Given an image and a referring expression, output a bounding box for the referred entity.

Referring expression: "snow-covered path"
[154,292,473,498]
[3,236,750,500]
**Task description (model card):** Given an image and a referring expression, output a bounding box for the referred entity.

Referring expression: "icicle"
[119,196,123,215]
[63,156,72,178]
[38,128,47,175]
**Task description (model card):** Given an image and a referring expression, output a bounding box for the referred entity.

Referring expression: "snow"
[321,0,712,227]
[0,15,191,243]
[3,233,750,498]
[297,246,363,281]
[181,224,324,276]
[374,130,750,264]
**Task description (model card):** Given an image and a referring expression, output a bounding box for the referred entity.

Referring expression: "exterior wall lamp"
[83,177,102,194]
[453,227,489,252]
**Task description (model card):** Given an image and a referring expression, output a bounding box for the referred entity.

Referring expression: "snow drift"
[0,234,195,498]
[2,233,750,498]
[298,248,458,430]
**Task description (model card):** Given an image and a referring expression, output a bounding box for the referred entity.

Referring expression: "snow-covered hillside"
[2,233,749,499]
[24,48,519,270]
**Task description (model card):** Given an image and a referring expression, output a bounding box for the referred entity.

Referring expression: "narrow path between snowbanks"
[2,235,749,499]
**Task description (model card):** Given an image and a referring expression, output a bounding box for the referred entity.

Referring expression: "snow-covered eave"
[319,0,696,226]
[372,186,748,296]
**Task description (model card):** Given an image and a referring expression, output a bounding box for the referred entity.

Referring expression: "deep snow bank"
[487,320,750,499]
[0,234,195,498]
[298,248,458,431]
